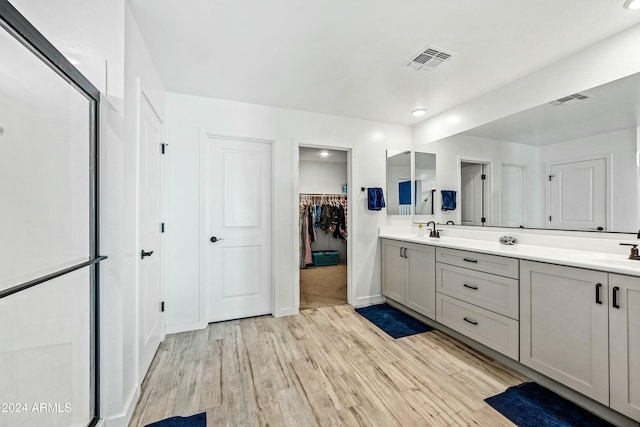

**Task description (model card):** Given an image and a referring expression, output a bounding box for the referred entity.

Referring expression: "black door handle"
[612,286,620,309]
[463,258,478,263]
[210,236,224,243]
[595,283,602,304]
[141,249,154,259]
[463,284,478,290]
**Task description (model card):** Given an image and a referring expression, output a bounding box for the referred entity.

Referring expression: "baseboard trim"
[354,295,386,308]
[165,321,207,334]
[105,385,140,427]
[274,307,298,318]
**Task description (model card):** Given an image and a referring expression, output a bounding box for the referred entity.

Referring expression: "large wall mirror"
[415,71,640,233]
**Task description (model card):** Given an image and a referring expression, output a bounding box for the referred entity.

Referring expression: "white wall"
[299,160,346,194]
[413,23,640,146]
[540,128,637,232]
[8,2,166,426]
[165,93,412,330]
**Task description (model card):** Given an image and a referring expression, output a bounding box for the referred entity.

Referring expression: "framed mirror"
[386,150,411,215]
[414,71,640,233]
[413,152,436,221]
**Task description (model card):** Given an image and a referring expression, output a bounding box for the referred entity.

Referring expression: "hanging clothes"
[299,194,349,268]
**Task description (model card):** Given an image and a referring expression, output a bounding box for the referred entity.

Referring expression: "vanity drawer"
[436,247,519,279]
[436,293,519,360]
[436,263,519,319]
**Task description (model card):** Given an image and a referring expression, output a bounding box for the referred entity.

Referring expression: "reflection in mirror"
[414,72,640,233]
[414,152,436,218]
[386,150,411,215]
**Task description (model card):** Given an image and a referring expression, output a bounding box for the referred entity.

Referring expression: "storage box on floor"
[312,251,340,266]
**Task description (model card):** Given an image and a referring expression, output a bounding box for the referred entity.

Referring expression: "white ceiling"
[464,71,640,145]
[128,0,640,126]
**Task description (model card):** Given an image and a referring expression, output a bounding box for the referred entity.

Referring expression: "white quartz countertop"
[379,231,640,277]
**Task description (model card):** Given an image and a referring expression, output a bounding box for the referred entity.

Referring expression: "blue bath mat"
[485,382,614,427]
[145,412,206,427]
[355,303,433,338]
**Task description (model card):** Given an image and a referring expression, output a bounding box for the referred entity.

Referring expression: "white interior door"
[203,136,272,323]
[461,163,484,225]
[501,164,526,227]
[138,93,164,380]
[549,158,606,231]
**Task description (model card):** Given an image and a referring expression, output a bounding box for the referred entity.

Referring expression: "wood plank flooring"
[129,304,527,426]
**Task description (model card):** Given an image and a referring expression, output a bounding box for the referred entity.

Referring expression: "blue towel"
[367,187,386,211]
[441,190,456,211]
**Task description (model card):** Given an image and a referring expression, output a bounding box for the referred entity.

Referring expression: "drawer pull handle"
[400,247,404,258]
[612,286,620,309]
[404,247,408,258]
[463,284,478,290]
[463,258,478,263]
[595,283,602,304]
[463,317,478,325]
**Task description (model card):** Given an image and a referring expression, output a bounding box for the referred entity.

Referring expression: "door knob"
[141,249,154,259]
[210,236,224,243]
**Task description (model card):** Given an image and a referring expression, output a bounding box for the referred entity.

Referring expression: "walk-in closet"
[298,147,348,310]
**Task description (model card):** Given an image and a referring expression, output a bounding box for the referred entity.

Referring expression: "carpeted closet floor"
[300,264,347,310]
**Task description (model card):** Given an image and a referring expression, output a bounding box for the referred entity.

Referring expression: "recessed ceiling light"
[411,108,427,117]
[624,0,640,9]
[320,151,329,157]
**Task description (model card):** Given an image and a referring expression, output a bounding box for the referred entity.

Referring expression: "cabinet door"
[381,239,405,302]
[520,261,609,404]
[610,274,640,421]
[405,243,436,319]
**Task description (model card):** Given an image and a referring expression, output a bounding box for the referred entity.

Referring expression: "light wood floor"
[129,304,526,427]
[300,264,347,310]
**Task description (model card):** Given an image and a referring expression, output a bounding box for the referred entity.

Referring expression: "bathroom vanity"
[380,230,640,424]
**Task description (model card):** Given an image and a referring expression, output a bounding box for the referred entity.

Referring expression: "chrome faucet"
[426,221,440,238]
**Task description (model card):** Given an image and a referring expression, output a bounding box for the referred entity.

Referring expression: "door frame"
[135,81,166,382]
[199,132,275,324]
[457,156,493,226]
[293,143,354,310]
[544,153,611,230]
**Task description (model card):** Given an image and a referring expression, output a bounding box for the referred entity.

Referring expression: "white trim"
[105,386,141,427]
[166,321,208,335]
[294,143,355,308]
[354,295,386,308]
[457,156,494,226]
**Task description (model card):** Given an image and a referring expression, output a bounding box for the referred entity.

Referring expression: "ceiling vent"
[405,45,455,71]
[549,93,590,106]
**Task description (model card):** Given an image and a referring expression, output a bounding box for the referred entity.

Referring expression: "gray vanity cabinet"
[381,239,436,319]
[609,274,640,421]
[520,261,609,405]
[435,248,519,359]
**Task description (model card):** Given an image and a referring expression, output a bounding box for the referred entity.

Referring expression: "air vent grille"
[406,45,454,71]
[550,93,590,106]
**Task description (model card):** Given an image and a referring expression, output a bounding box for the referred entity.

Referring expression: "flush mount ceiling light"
[411,108,427,117]
[624,0,640,9]
[320,151,329,157]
